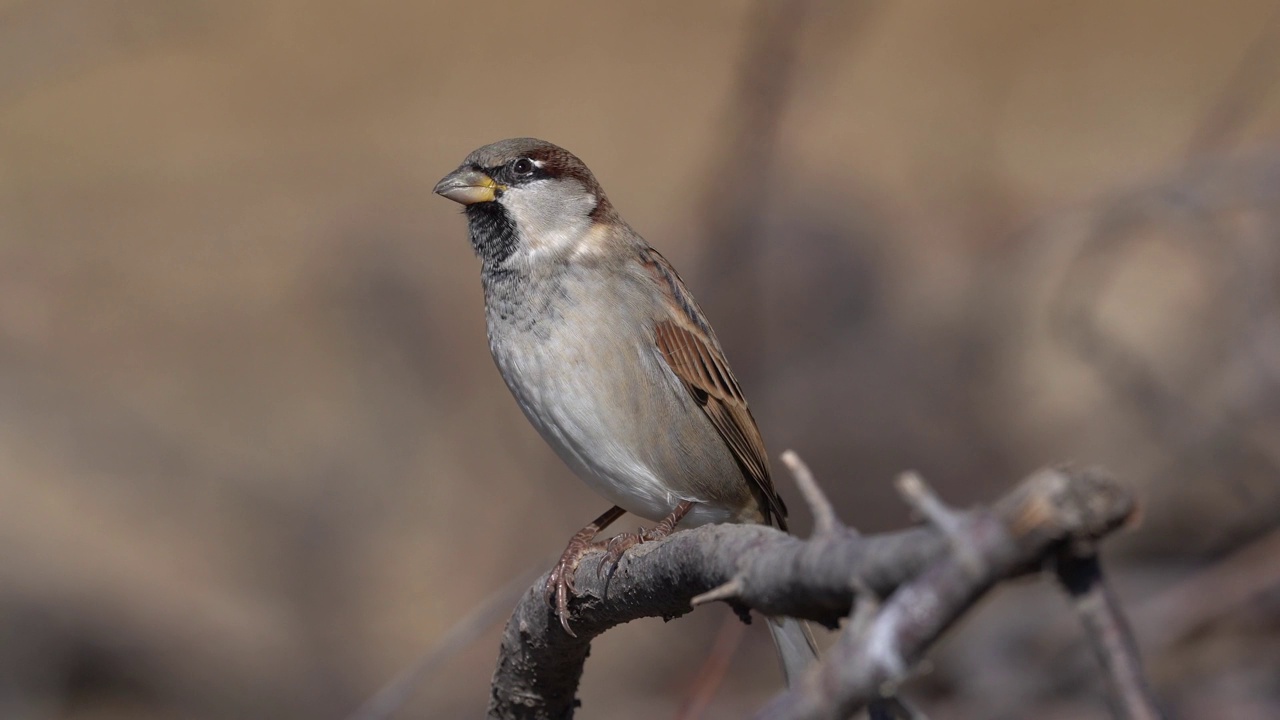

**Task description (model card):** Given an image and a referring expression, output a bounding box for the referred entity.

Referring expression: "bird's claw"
[596,528,649,580]
[546,502,692,635]
[544,535,607,636]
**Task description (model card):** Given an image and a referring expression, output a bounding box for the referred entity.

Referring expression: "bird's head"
[434,138,617,267]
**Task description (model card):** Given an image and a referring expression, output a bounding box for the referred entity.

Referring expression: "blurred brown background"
[3,1,1280,718]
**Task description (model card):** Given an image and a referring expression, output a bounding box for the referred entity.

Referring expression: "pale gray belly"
[486,299,752,526]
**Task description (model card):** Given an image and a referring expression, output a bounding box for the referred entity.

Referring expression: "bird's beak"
[433,168,501,205]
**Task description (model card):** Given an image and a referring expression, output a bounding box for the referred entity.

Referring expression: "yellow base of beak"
[434,169,501,205]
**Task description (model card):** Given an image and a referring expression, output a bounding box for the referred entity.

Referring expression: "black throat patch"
[465,202,518,267]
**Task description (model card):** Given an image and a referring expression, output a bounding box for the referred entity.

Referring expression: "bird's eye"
[512,158,536,176]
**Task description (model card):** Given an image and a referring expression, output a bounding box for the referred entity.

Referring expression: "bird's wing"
[641,247,789,529]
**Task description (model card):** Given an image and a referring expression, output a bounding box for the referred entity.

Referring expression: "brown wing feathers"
[654,320,789,530]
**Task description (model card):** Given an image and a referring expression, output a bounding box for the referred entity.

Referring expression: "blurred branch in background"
[673,612,748,720]
[1185,4,1280,158]
[1041,3,1280,560]
[1134,525,1280,667]
[1006,28,1280,707]
[697,0,884,379]
[345,566,542,720]
[1045,148,1280,553]
[695,0,814,381]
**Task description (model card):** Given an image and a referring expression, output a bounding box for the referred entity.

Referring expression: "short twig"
[896,472,964,539]
[783,450,844,537]
[692,576,747,607]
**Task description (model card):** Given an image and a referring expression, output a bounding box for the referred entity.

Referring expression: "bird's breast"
[483,269,749,525]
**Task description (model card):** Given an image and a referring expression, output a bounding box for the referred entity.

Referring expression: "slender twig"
[1055,552,1163,720]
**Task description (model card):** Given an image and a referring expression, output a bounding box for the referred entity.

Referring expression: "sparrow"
[434,138,817,684]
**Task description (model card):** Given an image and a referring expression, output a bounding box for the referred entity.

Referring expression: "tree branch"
[488,465,1139,719]
[755,468,1139,718]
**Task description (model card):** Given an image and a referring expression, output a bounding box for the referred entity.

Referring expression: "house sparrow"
[434,138,817,684]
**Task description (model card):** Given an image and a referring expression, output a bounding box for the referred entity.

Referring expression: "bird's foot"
[544,505,626,637]
[545,532,609,637]
[597,501,694,582]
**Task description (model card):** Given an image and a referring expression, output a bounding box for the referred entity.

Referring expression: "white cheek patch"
[501,182,597,261]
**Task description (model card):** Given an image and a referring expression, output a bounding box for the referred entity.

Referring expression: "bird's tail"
[765,615,819,686]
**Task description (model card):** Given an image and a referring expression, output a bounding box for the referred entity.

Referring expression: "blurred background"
[3,0,1280,718]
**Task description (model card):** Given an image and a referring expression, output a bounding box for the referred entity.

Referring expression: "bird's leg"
[599,500,695,580]
[545,504,625,636]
